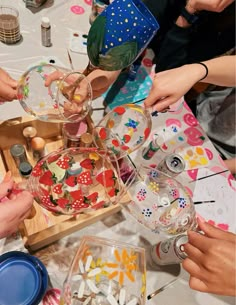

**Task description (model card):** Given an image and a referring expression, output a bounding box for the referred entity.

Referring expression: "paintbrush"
[67,49,74,70]
[147,278,178,300]
[189,169,229,183]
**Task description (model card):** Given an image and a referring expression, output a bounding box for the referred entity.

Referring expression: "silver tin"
[157,153,185,176]
[151,234,188,265]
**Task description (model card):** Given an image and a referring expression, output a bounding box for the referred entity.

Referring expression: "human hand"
[0,171,34,239]
[0,68,18,102]
[182,219,236,296]
[45,69,120,101]
[187,0,234,13]
[144,64,206,111]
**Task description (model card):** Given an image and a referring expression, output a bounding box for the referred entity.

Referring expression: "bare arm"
[144,55,236,111]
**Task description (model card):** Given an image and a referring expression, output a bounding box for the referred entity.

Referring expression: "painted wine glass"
[84,0,159,74]
[21,147,122,215]
[17,64,92,123]
[60,235,146,305]
[123,165,197,235]
[93,104,152,160]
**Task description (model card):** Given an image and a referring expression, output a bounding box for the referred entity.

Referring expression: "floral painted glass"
[124,165,197,235]
[93,104,152,159]
[17,64,92,123]
[87,0,159,71]
[60,235,146,305]
[25,147,122,215]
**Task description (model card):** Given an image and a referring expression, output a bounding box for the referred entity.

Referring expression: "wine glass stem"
[82,61,98,76]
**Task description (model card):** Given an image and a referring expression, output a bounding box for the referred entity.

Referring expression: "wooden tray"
[0,117,128,252]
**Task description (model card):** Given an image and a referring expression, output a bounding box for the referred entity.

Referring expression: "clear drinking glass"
[0,6,21,44]
[60,235,146,305]
[20,147,122,215]
[123,165,197,235]
[17,64,92,123]
[93,104,152,159]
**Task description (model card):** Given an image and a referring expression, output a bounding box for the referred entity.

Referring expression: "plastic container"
[0,251,48,305]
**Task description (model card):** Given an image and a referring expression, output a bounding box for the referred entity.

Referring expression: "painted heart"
[39,170,56,186]
[108,188,119,197]
[99,127,107,140]
[53,184,63,194]
[86,192,98,203]
[187,169,198,180]
[96,169,116,187]
[65,176,77,187]
[57,198,69,208]
[69,190,83,200]
[80,158,95,169]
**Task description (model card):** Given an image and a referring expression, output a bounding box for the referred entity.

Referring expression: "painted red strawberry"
[47,153,61,164]
[114,106,126,115]
[77,171,92,185]
[71,198,90,210]
[65,176,77,187]
[121,145,129,151]
[56,158,70,169]
[32,164,43,177]
[41,195,56,208]
[112,139,120,147]
[96,169,116,187]
[108,188,119,197]
[87,192,98,203]
[92,200,106,210]
[39,170,55,186]
[69,190,82,200]
[57,198,69,208]
[53,184,63,194]
[123,134,131,143]
[80,159,95,170]
[99,127,107,140]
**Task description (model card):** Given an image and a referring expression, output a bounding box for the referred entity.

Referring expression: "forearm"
[201,56,236,87]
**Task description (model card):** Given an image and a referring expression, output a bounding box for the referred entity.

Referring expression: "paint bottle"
[62,121,88,148]
[150,234,188,265]
[142,138,160,160]
[41,17,51,47]
[80,133,93,147]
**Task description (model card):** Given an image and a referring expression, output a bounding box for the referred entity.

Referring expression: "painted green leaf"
[98,41,138,70]
[87,16,106,67]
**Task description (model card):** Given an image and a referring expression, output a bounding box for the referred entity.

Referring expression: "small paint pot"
[0,251,48,305]
[62,120,88,148]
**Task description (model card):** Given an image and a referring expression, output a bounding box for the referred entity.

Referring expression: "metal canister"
[150,234,188,265]
[10,144,28,166]
[157,153,185,176]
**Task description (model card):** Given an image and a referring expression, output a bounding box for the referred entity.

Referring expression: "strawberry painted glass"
[60,235,146,305]
[26,147,122,215]
[17,64,92,123]
[93,104,152,159]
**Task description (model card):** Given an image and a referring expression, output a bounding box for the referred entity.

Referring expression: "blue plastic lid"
[0,251,48,305]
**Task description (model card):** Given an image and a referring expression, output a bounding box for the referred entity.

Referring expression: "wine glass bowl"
[17,64,92,123]
[93,104,152,159]
[27,147,122,215]
[87,0,159,71]
[60,235,146,305]
[124,165,197,235]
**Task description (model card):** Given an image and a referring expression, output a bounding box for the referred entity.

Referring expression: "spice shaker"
[22,126,37,151]
[31,137,46,160]
[10,144,28,166]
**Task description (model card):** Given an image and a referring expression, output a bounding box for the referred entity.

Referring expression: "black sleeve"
[154,24,192,72]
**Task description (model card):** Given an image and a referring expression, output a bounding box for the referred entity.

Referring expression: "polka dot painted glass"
[93,104,152,159]
[26,147,122,215]
[60,235,146,305]
[87,0,159,70]
[124,165,197,235]
[17,64,92,123]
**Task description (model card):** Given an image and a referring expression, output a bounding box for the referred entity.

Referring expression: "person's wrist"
[185,0,198,14]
